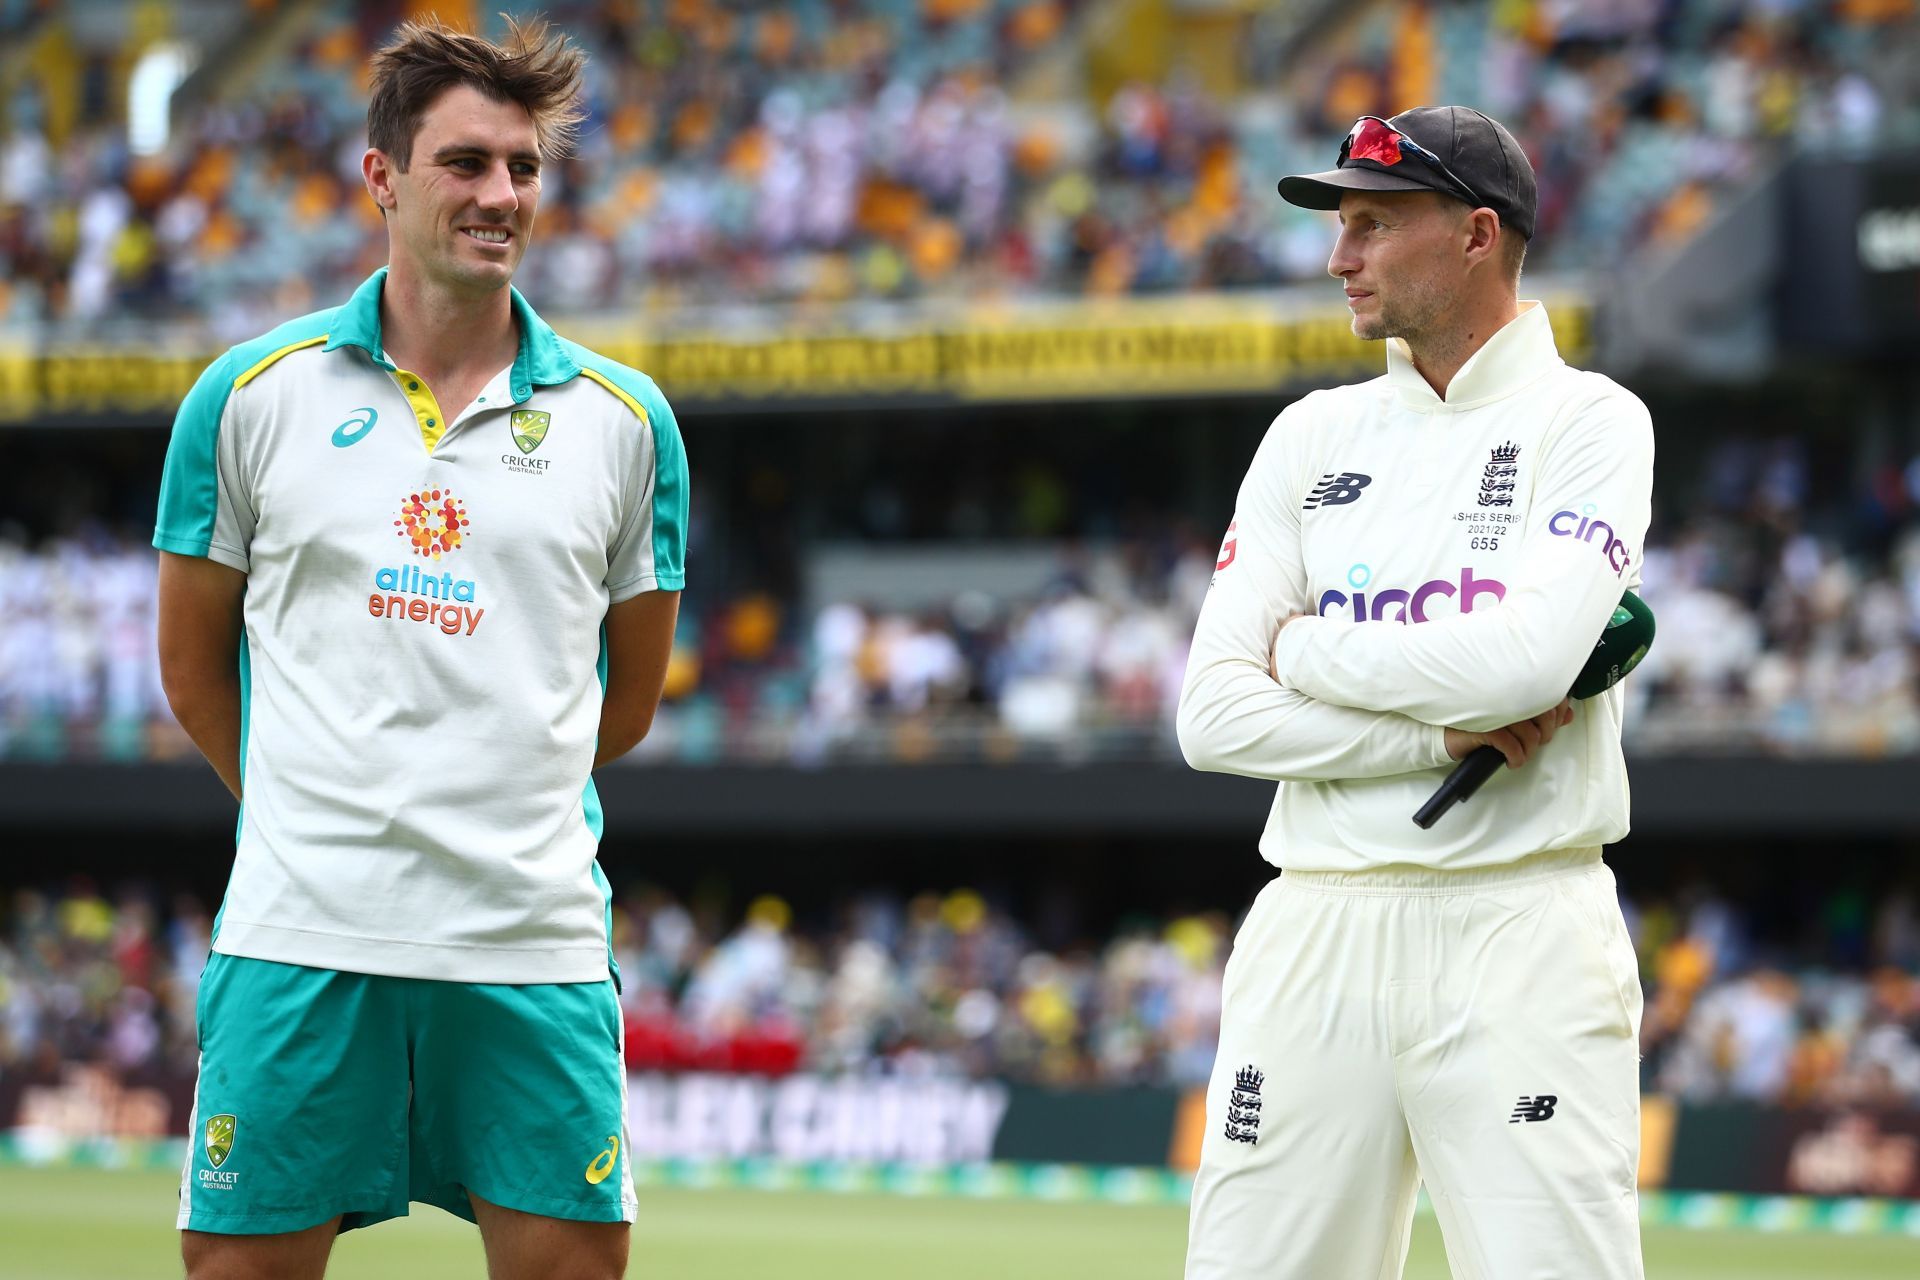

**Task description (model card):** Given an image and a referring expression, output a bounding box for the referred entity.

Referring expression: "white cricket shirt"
[1177,302,1654,871]
[154,269,688,982]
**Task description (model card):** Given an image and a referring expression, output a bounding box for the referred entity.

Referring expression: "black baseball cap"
[1278,106,1537,241]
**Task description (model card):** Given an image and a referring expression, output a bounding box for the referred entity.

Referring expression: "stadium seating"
[4,433,1917,763]
[2,0,1912,332]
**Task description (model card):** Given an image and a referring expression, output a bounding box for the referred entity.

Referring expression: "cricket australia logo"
[1303,472,1372,510]
[205,1114,236,1167]
[511,410,551,454]
[1477,442,1520,508]
[503,410,554,474]
[1224,1065,1265,1145]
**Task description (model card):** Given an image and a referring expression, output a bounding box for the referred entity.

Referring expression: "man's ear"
[363,148,399,213]
[1463,206,1501,270]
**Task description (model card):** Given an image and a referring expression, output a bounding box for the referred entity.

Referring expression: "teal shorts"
[176,952,633,1236]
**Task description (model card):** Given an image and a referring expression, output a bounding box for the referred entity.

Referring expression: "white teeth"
[466,228,508,243]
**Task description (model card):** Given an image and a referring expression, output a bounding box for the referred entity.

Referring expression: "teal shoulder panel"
[153,349,238,557]
[153,308,337,558]
[563,341,688,592]
[225,307,337,383]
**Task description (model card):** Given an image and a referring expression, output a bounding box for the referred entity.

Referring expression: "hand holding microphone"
[1412,591,1655,830]
[1444,699,1575,772]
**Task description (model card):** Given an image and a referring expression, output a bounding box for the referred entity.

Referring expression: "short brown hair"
[367,14,586,171]
[1501,229,1528,284]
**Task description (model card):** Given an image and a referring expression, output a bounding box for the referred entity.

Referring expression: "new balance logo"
[1509,1094,1558,1123]
[1302,472,1372,510]
[1224,1065,1264,1145]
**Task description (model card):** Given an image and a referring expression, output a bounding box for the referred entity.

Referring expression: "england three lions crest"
[1477,441,1520,508]
[1224,1065,1264,1145]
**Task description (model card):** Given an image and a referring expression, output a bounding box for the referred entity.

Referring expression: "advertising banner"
[1859,160,1920,342]
[0,293,1592,423]
[1780,155,1920,354]
[1666,1102,1920,1198]
[0,1063,194,1142]
[624,1073,1184,1168]
[625,1072,1010,1165]
[10,1062,1920,1203]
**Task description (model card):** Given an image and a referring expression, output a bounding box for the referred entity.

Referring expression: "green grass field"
[1,1166,1915,1279]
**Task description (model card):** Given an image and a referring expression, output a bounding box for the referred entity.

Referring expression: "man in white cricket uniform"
[1179,107,1653,1278]
[155,19,682,1280]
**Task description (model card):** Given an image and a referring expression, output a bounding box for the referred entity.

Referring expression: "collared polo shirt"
[154,268,687,983]
[1179,302,1655,871]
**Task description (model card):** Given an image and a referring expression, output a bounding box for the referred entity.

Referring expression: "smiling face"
[1327,190,1477,344]
[367,83,542,294]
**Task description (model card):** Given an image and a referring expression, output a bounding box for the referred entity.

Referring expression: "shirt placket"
[380,362,515,455]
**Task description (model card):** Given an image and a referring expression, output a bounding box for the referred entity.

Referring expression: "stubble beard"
[436,228,521,294]
[396,199,523,295]
[1352,281,1442,348]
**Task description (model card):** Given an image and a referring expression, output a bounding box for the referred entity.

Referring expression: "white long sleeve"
[1175,303,1653,873]
[1177,404,1455,782]
[1271,386,1654,732]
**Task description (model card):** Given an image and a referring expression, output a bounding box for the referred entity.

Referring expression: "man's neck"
[1404,293,1522,400]
[378,260,518,382]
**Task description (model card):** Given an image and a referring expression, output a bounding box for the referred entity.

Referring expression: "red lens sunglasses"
[1339,116,1483,208]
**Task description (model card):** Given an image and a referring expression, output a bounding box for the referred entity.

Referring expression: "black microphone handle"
[1411,745,1506,830]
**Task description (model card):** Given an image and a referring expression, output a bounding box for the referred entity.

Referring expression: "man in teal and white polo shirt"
[154,18,683,1280]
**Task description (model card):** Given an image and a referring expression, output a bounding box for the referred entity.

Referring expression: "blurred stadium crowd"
[1,0,1913,334]
[5,432,1919,762]
[3,877,1917,1106]
[5,0,1920,762]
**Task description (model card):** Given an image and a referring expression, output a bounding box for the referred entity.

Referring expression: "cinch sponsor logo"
[1548,505,1631,576]
[368,564,484,636]
[1316,563,1507,622]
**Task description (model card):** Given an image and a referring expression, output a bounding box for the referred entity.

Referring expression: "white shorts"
[1186,847,1644,1280]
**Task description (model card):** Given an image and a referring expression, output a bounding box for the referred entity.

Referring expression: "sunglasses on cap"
[1339,116,1483,209]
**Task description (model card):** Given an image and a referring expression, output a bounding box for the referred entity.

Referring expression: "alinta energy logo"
[395,488,470,559]
[369,488,485,636]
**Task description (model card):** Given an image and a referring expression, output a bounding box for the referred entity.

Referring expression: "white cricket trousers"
[1185,847,1645,1280]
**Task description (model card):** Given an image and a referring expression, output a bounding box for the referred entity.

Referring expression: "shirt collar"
[1384,300,1561,411]
[323,267,579,403]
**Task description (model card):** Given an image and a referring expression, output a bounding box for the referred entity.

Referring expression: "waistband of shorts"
[1278,846,1604,897]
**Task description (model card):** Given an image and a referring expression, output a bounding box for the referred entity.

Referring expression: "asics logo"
[1303,472,1372,510]
[584,1135,619,1185]
[1317,564,1507,623]
[332,407,377,448]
